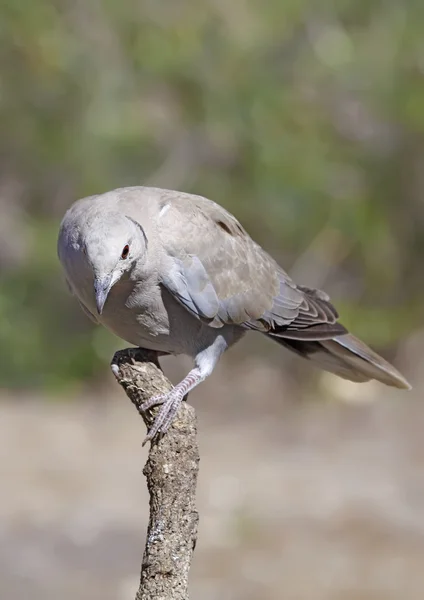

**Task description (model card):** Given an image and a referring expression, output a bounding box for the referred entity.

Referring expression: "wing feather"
[156,191,345,340]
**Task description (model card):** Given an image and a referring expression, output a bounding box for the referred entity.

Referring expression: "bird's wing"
[155,192,346,339]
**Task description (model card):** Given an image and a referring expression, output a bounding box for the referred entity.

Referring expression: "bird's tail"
[275,333,411,390]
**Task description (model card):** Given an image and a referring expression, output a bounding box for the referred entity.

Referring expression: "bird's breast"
[98,279,203,355]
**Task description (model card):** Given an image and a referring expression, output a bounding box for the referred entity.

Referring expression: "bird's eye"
[121,245,130,259]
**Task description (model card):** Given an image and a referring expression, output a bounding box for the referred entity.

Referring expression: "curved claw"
[141,388,185,446]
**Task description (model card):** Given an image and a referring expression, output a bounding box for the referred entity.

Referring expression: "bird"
[57,186,411,441]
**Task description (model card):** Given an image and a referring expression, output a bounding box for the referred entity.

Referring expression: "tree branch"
[111,347,199,600]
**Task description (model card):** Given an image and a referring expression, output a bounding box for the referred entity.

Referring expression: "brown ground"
[1,343,423,600]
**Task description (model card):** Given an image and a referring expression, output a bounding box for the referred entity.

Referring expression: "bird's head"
[82,212,147,315]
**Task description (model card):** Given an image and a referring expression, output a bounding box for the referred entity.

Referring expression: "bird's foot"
[140,387,186,445]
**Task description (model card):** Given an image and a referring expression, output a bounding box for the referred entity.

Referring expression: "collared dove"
[58,186,411,441]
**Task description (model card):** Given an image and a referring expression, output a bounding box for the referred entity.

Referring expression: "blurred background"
[1,1,424,598]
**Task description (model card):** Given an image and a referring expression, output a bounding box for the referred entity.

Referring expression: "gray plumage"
[57,186,411,440]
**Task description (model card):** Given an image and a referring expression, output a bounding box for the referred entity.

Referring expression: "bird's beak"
[94,275,113,315]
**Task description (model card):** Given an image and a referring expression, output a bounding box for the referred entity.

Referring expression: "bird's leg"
[141,335,229,444]
[137,334,231,444]
[141,368,204,444]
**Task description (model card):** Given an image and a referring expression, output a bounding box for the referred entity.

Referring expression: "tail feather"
[265,284,411,390]
[273,333,411,390]
[322,334,411,390]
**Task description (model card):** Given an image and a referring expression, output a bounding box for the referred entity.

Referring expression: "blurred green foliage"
[0,0,423,389]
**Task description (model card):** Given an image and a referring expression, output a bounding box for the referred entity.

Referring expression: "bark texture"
[111,348,199,600]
